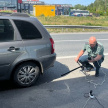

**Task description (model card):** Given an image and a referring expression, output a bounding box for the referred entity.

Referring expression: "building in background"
[0,0,73,16]
[55,4,72,16]
[0,0,17,11]
[22,0,45,14]
[0,0,45,13]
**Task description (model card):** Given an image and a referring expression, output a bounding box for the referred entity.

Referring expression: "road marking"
[51,32,108,35]
[57,53,108,59]
[55,40,87,42]
[55,38,108,42]
[57,55,77,59]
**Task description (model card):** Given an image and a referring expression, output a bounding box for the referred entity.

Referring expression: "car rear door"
[0,19,25,78]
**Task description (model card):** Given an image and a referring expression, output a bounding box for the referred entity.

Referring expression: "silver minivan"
[0,13,56,87]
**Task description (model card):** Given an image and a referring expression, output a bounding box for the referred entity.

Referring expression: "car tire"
[13,62,40,87]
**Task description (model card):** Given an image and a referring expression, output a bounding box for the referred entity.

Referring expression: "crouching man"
[75,36,104,77]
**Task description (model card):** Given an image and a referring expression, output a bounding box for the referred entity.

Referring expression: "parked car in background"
[77,14,83,17]
[0,13,56,87]
[70,9,89,17]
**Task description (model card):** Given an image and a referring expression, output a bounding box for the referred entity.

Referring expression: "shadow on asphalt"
[0,61,70,91]
[0,60,107,108]
[0,66,107,108]
[36,61,70,85]
[0,60,107,92]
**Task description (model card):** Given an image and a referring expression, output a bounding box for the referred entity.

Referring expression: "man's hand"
[75,57,79,63]
[88,55,102,63]
[88,59,94,63]
[88,57,95,63]
[75,50,85,63]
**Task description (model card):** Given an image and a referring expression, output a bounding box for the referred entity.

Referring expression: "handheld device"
[88,57,91,60]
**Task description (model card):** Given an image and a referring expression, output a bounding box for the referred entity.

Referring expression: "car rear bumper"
[39,53,56,72]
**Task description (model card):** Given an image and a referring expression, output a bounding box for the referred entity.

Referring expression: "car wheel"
[13,62,40,87]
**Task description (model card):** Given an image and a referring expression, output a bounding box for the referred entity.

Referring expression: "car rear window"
[13,20,42,40]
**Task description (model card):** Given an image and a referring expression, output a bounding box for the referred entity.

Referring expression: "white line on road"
[55,38,108,42]
[57,53,108,59]
[55,40,87,42]
[51,32,108,35]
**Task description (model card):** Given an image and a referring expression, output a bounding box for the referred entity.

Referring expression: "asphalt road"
[52,32,108,57]
[0,32,108,108]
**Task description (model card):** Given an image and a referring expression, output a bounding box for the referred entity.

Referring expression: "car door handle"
[8,46,20,51]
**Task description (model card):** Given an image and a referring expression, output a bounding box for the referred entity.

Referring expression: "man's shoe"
[86,65,94,71]
[86,67,92,71]
[95,74,99,77]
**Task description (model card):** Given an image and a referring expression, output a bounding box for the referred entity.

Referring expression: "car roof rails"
[0,12,30,17]
[0,12,12,16]
[11,13,30,17]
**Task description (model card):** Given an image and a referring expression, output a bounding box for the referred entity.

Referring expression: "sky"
[38,0,95,6]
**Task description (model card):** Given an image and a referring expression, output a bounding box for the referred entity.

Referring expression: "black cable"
[95,97,104,108]
[61,60,105,108]
[61,66,81,76]
[82,62,105,108]
[61,61,84,76]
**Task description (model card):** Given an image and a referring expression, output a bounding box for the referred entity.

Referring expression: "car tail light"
[50,38,55,54]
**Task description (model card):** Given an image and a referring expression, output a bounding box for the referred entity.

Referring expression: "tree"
[74,4,87,10]
[87,0,108,16]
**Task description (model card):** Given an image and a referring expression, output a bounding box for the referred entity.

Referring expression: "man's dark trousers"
[79,55,104,75]
[93,58,104,75]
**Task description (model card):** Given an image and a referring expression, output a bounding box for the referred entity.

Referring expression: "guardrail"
[44,25,108,30]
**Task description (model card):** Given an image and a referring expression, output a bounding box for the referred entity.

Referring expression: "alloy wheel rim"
[17,65,38,85]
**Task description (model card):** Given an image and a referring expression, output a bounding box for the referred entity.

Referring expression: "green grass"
[36,15,108,33]
[36,15,108,26]
[46,28,108,33]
